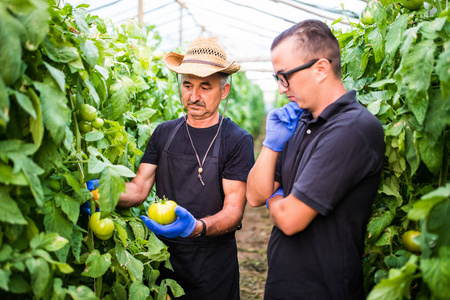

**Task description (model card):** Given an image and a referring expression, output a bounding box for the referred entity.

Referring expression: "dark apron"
[155,118,239,300]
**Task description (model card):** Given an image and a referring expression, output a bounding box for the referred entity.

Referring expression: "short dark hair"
[271,19,341,78]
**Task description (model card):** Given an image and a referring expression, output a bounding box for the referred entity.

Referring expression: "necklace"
[176,75,231,186]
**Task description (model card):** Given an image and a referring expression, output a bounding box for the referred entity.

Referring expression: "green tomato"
[402,230,421,252]
[401,0,423,11]
[89,212,114,240]
[152,49,164,60]
[92,117,104,129]
[80,104,97,122]
[79,120,92,133]
[148,199,177,225]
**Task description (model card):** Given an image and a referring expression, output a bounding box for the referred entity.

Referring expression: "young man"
[118,36,254,299]
[246,20,385,299]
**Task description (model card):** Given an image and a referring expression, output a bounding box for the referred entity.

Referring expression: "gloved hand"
[140,205,197,238]
[266,188,284,208]
[81,179,100,215]
[263,102,303,152]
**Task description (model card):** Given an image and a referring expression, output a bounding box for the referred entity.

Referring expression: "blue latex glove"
[263,102,303,152]
[266,188,284,208]
[140,205,197,238]
[81,179,100,215]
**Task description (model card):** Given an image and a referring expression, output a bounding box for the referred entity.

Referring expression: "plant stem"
[435,0,443,15]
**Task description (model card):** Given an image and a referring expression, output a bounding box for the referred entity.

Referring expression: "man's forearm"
[117,182,148,208]
[246,146,280,207]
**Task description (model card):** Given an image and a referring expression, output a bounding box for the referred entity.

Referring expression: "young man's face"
[271,37,316,111]
[181,73,230,121]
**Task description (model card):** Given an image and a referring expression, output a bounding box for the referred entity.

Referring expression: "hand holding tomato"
[148,198,177,225]
[141,205,197,238]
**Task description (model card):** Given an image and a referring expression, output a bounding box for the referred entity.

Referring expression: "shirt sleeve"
[291,118,383,216]
[140,124,161,165]
[222,132,255,182]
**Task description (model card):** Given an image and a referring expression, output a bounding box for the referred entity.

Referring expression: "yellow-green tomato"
[89,212,114,240]
[92,117,104,129]
[148,200,177,225]
[402,230,421,252]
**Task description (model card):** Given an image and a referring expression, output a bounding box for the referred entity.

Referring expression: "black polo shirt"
[265,90,385,300]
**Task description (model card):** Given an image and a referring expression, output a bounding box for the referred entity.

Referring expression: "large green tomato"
[89,212,114,240]
[402,230,421,252]
[148,199,177,225]
[80,104,97,122]
[401,0,424,11]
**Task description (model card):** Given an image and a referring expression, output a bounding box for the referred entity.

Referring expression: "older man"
[118,36,254,300]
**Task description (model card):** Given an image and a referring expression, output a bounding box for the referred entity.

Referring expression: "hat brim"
[163,52,240,77]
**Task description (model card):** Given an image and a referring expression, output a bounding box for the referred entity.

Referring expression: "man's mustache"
[187,99,205,107]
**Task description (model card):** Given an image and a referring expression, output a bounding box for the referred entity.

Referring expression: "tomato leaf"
[80,39,99,69]
[17,0,50,51]
[0,186,27,225]
[54,192,80,224]
[106,77,135,120]
[81,251,111,278]
[44,62,65,92]
[421,250,450,298]
[116,244,144,282]
[67,285,97,300]
[385,14,409,60]
[43,202,73,262]
[30,232,68,252]
[129,281,150,300]
[25,257,51,299]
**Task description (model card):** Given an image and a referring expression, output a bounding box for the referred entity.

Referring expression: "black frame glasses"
[273,58,332,87]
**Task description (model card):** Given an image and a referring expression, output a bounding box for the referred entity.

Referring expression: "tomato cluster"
[78,104,104,133]
[89,212,114,240]
[148,198,177,225]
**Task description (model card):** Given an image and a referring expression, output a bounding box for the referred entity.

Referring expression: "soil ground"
[236,204,273,300]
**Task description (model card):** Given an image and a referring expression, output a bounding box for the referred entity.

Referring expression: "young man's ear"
[315,59,332,83]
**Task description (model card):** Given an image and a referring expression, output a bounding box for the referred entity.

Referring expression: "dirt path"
[236,204,273,300]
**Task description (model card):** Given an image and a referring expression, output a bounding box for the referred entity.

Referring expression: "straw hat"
[163,36,240,77]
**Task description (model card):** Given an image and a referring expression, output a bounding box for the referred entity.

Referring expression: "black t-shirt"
[266,91,385,300]
[141,116,254,182]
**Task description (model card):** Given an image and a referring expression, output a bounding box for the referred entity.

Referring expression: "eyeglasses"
[273,58,332,87]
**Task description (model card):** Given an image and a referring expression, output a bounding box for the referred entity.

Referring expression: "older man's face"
[181,73,229,121]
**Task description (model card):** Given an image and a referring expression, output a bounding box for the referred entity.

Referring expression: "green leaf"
[34,76,71,145]
[129,281,150,300]
[368,27,384,63]
[113,282,128,299]
[367,210,395,242]
[0,77,8,127]
[0,268,11,291]
[136,108,156,122]
[0,186,27,225]
[132,75,150,93]
[80,39,99,68]
[8,153,45,207]
[63,172,82,196]
[67,285,97,300]
[73,9,89,33]
[44,62,65,92]
[98,166,127,218]
[110,164,135,178]
[436,40,450,100]
[17,0,50,51]
[385,14,408,59]
[0,4,26,86]
[88,155,106,174]
[0,162,28,186]
[13,90,36,119]
[367,255,418,300]
[418,17,446,40]
[81,251,111,278]
[25,257,51,299]
[421,251,450,298]
[30,232,68,252]
[28,88,44,148]
[164,278,185,298]
[409,184,450,220]
[85,130,104,142]
[43,38,79,63]
[398,39,435,125]
[43,202,73,262]
[54,192,80,224]
[106,77,134,120]
[116,244,144,282]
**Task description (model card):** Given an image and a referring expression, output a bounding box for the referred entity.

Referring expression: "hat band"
[181,59,226,68]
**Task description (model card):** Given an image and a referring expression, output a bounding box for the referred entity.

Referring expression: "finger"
[174,205,189,219]
[285,103,300,120]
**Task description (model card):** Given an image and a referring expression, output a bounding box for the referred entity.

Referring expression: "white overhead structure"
[64,0,367,93]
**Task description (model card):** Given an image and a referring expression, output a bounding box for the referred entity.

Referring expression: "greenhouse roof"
[63,0,368,91]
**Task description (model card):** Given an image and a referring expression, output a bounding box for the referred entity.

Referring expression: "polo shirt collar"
[300,90,356,123]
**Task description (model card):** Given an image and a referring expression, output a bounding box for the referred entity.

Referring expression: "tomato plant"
[89,212,114,240]
[333,0,449,298]
[148,196,177,225]
[0,1,264,298]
